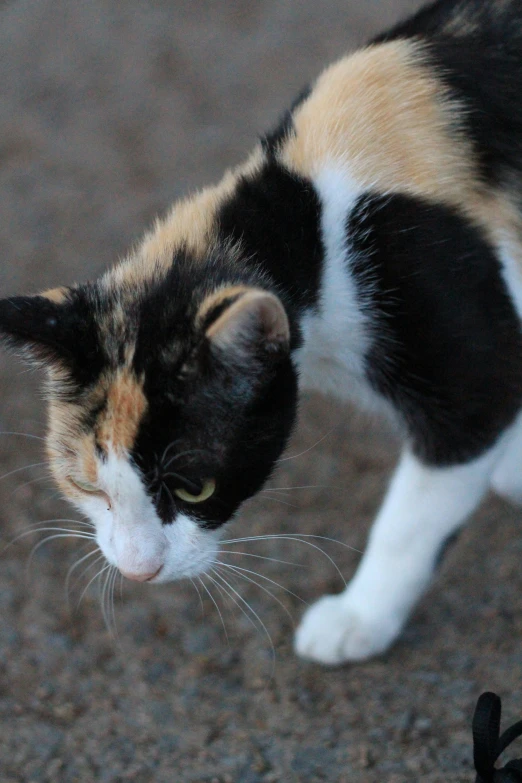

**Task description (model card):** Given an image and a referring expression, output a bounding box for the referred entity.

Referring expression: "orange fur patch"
[41,286,68,304]
[96,369,147,454]
[46,396,100,497]
[196,285,252,327]
[280,38,522,258]
[105,146,265,292]
[46,369,147,498]
[281,40,478,206]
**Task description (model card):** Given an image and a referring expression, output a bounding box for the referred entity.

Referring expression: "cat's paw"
[294,593,400,665]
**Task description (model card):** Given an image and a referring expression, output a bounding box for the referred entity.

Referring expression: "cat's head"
[0,257,298,583]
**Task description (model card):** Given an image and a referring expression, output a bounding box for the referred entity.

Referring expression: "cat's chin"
[94,511,223,585]
[141,549,219,584]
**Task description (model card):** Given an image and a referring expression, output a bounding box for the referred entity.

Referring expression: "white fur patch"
[295,165,393,418]
[496,231,522,323]
[296,439,508,663]
[75,449,219,582]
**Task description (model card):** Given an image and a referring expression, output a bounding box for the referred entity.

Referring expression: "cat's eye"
[69,477,99,494]
[68,477,112,510]
[174,479,216,504]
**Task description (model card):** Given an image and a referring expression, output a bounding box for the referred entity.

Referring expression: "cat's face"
[0,262,297,583]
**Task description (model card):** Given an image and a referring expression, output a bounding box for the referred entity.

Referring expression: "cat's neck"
[215,158,377,405]
[117,146,372,398]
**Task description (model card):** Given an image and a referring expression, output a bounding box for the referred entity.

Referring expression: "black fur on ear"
[0,291,104,386]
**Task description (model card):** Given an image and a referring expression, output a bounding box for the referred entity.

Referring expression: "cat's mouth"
[119,564,163,583]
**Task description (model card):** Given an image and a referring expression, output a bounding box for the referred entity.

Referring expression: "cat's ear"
[204,288,290,359]
[0,288,82,366]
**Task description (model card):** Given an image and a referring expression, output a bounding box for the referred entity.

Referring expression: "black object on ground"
[473,692,522,781]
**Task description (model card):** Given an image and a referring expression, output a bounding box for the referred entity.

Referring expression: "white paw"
[294,593,401,665]
[491,468,522,505]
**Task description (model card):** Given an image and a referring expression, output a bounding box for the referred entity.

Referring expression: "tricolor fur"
[2,0,522,662]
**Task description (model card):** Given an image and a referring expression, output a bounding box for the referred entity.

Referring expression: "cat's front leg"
[295,445,502,665]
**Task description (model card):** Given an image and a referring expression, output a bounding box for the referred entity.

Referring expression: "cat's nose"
[120,565,163,582]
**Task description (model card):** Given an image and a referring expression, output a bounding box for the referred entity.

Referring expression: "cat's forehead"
[82,272,193,376]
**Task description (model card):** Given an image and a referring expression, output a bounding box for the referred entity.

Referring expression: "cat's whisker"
[209,567,276,667]
[74,553,106,598]
[217,550,305,568]
[259,488,293,499]
[263,483,345,492]
[65,547,101,600]
[4,523,96,554]
[256,494,299,509]
[276,428,336,463]
[222,532,361,554]
[197,573,229,644]
[161,481,175,509]
[104,568,114,636]
[215,560,308,606]
[112,568,120,641]
[10,473,54,496]
[26,532,96,573]
[163,448,207,471]
[77,563,112,610]
[205,569,235,612]
[100,565,119,641]
[104,569,112,637]
[0,431,46,442]
[221,534,357,586]
[18,524,95,542]
[0,461,48,483]
[99,566,111,636]
[214,563,298,629]
[159,439,183,466]
[12,517,94,532]
[194,577,206,616]
[190,577,205,616]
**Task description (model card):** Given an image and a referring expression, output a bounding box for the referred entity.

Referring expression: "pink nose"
[120,565,163,583]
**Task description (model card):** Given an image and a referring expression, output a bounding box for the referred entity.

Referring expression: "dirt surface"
[1,2,522,781]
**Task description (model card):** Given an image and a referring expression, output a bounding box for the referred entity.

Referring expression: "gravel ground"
[1,2,522,781]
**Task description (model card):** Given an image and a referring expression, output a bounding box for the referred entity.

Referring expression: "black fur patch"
[81,395,108,432]
[130,250,259,382]
[427,37,522,187]
[0,291,105,390]
[373,0,480,42]
[218,157,323,336]
[348,192,522,465]
[131,333,298,528]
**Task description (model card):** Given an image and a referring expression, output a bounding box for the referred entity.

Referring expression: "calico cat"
[1,0,522,665]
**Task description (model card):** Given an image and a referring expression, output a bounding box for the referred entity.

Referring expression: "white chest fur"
[294,166,392,418]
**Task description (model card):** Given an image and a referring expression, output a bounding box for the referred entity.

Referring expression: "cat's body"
[2,0,522,663]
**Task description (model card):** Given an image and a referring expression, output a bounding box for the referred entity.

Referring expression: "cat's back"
[373,0,522,192]
[268,0,522,278]
[376,0,522,47]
